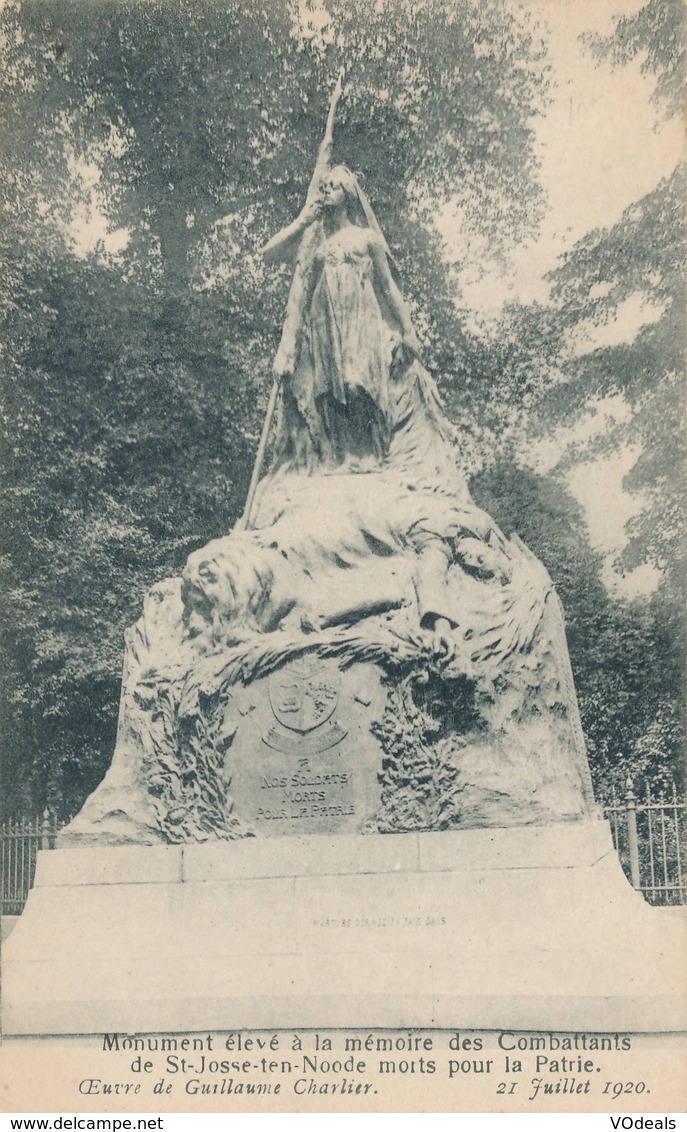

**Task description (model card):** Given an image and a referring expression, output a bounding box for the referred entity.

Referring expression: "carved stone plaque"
[227,658,386,837]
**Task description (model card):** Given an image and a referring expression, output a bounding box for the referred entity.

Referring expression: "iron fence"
[1,783,685,914]
[604,779,686,906]
[1,811,58,916]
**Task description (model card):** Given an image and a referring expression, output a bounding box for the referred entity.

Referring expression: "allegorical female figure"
[263,74,421,471]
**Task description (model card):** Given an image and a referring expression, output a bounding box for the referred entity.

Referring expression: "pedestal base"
[3,820,685,1035]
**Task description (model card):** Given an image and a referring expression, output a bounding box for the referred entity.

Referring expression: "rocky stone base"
[3,820,685,1035]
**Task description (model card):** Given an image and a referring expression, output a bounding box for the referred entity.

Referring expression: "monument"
[4,75,684,1035]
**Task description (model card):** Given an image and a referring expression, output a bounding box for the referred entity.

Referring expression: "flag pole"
[234,373,282,532]
[235,70,345,532]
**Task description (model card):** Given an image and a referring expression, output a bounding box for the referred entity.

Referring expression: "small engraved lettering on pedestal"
[256,756,356,825]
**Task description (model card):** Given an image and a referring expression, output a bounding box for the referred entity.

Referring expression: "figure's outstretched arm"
[262,70,345,265]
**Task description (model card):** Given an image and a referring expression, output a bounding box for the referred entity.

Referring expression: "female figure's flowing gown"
[282,226,394,468]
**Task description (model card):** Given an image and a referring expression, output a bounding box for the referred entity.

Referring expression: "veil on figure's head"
[322,163,400,279]
[276,158,402,366]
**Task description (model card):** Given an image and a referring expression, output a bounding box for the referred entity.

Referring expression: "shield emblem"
[269,656,340,734]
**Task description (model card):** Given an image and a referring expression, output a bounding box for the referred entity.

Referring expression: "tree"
[471,463,684,800]
[583,0,685,120]
[541,165,686,598]
[471,0,686,799]
[0,217,260,817]
[0,0,553,818]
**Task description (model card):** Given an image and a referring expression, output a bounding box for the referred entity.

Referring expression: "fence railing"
[1,811,58,916]
[604,778,686,906]
[1,784,685,914]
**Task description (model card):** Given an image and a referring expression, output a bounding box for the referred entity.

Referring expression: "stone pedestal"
[3,819,685,1035]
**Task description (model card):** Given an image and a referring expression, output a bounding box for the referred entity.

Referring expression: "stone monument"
[4,76,684,1035]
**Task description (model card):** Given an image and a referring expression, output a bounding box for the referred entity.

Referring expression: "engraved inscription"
[313,915,449,928]
[256,757,356,824]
